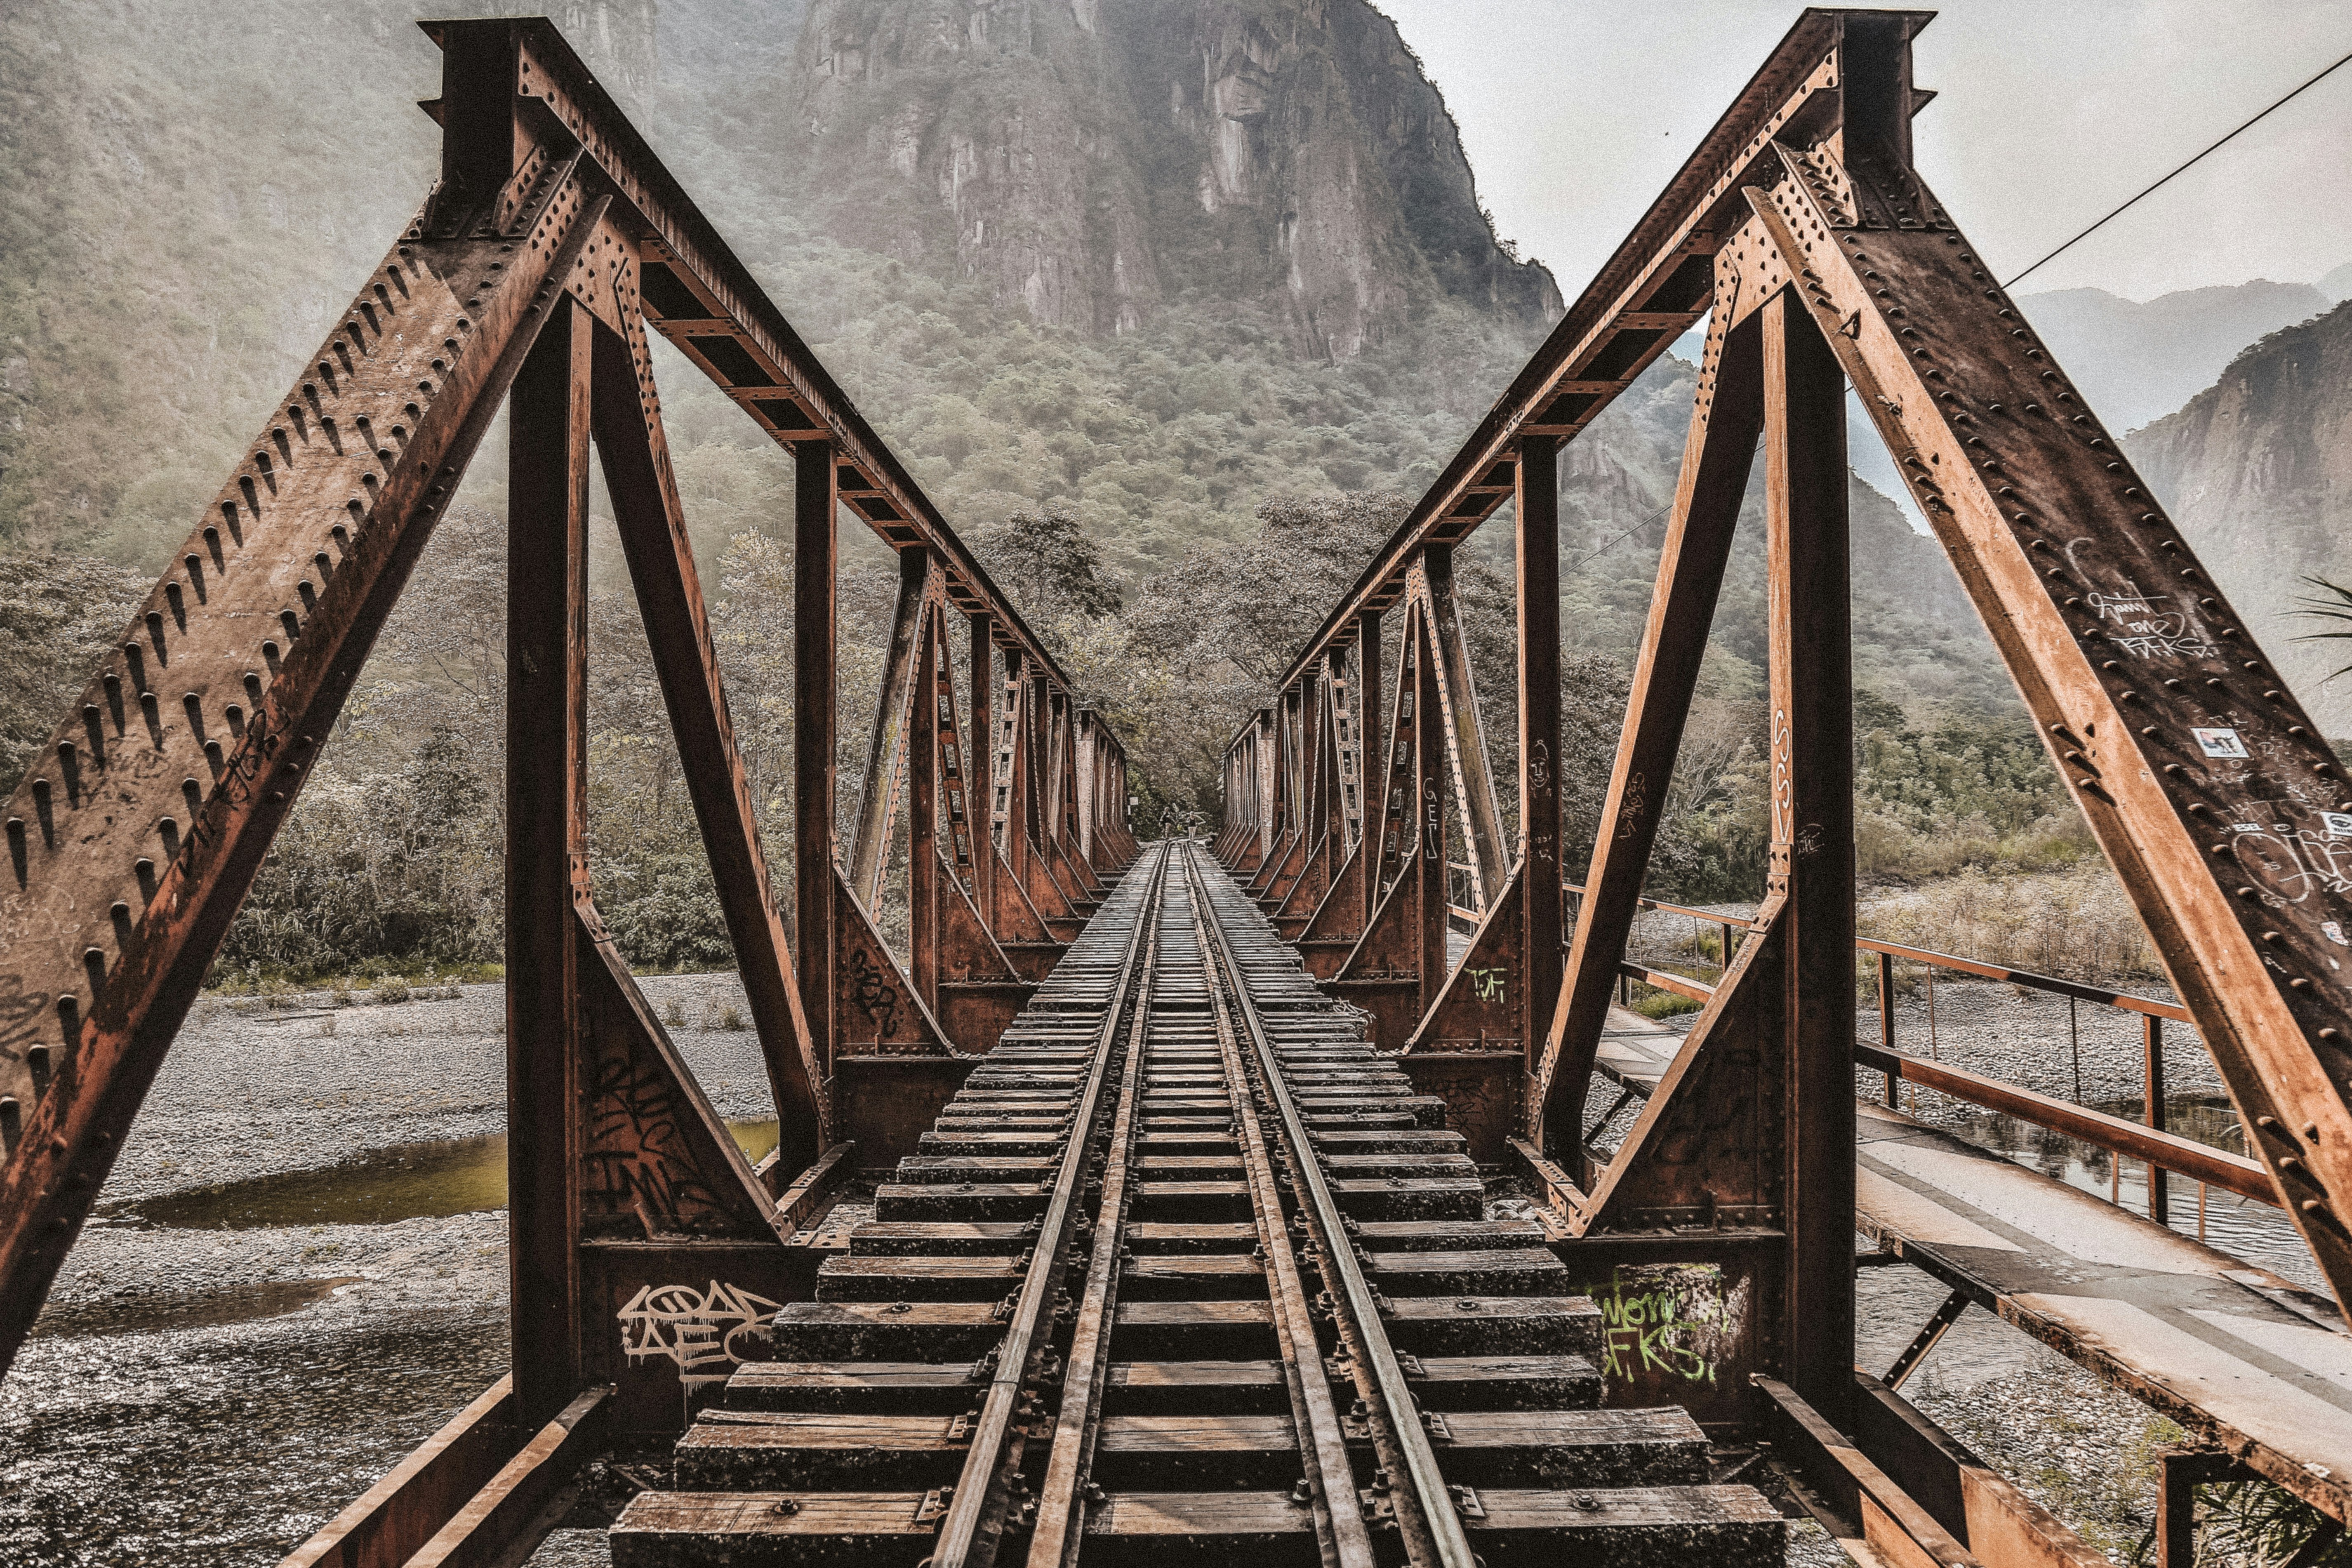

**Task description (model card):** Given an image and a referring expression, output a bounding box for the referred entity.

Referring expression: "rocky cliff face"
[2130,301,2352,733]
[2020,279,2330,434]
[782,0,1559,358]
[560,0,662,108]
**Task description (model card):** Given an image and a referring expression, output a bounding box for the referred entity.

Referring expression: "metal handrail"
[1858,1041,2275,1205]
[1564,877,2188,1021]
[1601,952,2272,1215]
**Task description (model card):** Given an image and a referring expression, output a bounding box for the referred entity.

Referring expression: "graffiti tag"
[849,945,902,1038]
[617,1279,781,1388]
[1584,1263,1742,1389]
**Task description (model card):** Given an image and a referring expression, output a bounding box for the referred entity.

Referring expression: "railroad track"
[614,842,1781,1567]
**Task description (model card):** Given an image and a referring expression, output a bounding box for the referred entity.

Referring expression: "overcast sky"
[1382,0,2352,304]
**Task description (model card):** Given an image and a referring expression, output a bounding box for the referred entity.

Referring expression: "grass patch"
[1631,989,1703,1021]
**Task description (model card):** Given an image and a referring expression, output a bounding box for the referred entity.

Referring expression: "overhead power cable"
[1569,44,2352,573]
[1566,434,1764,573]
[2002,44,2352,289]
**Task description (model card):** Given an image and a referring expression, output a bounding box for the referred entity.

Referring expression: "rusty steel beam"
[1533,302,1764,1149]
[506,292,596,1425]
[1265,8,1891,694]
[280,1377,522,1568]
[0,153,612,1377]
[793,438,839,1081]
[1414,548,1507,913]
[0,14,1138,1389]
[1725,42,2352,1301]
[850,551,931,907]
[1762,285,1859,1426]
[1516,436,1564,1092]
[591,300,826,1174]
[424,17,1083,699]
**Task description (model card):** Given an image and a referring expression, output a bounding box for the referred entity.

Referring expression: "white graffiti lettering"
[617,1279,781,1387]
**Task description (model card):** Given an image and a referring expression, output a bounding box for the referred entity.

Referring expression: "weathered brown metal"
[1762,285,1858,1426]
[1728,24,2352,1295]
[594,295,826,1178]
[1516,434,1564,1105]
[279,1377,523,1568]
[1221,28,2352,1481]
[506,292,596,1425]
[0,137,610,1382]
[793,436,840,1083]
[1534,304,1764,1150]
[1859,1040,2274,1201]
[850,551,930,908]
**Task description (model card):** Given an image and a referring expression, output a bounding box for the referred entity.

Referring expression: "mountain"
[2130,299,2352,735]
[772,0,1560,356]
[2017,279,2331,434]
[0,0,1564,581]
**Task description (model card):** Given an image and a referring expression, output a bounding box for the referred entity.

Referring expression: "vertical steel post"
[909,578,939,1009]
[1764,290,1856,1428]
[505,296,592,1427]
[793,439,838,1077]
[968,614,994,917]
[2146,1015,2170,1225]
[1356,609,1382,917]
[1879,951,1898,1107]
[1518,435,1563,1090]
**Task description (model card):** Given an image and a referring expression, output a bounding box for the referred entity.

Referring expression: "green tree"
[975,507,1123,627]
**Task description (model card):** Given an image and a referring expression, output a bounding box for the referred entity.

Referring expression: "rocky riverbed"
[0,972,771,1568]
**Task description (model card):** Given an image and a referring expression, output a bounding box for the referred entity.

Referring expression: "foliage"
[0,0,2105,990]
[217,727,499,979]
[1863,864,2161,983]
[1630,987,1704,1021]
[2296,574,2352,682]
[2162,1479,2352,1568]
[599,854,737,973]
[973,507,1123,627]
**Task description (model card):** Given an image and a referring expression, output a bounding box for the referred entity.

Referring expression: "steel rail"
[1023,859,1166,1567]
[931,842,1172,1568]
[1186,859,1377,1568]
[1183,845,1479,1568]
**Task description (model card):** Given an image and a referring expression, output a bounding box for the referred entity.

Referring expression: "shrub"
[1632,990,1702,1020]
[1863,865,2161,983]
[600,854,735,972]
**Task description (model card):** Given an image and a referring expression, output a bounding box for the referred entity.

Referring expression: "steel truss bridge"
[3,9,2352,1568]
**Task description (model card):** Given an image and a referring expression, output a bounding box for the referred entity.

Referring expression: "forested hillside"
[0,0,2108,980]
